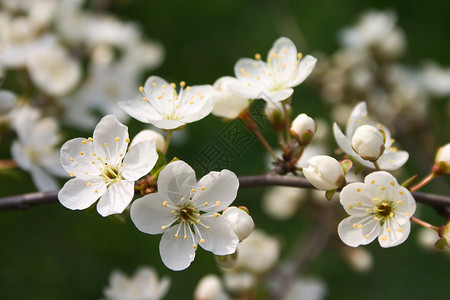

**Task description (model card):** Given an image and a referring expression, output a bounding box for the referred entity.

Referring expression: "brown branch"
[0,175,449,214]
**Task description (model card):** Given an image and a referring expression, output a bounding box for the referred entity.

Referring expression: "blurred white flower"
[211,76,250,119]
[120,76,214,130]
[262,186,307,220]
[194,274,230,300]
[131,160,239,271]
[422,61,450,97]
[230,37,317,103]
[27,36,81,96]
[283,277,327,300]
[9,105,66,191]
[235,229,280,273]
[222,271,256,293]
[338,171,416,248]
[340,9,406,58]
[341,247,373,273]
[103,266,170,300]
[58,115,158,217]
[0,89,17,115]
[333,102,408,170]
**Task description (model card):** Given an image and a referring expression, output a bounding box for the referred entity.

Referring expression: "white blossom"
[130,160,240,271]
[234,229,280,273]
[283,277,327,300]
[339,9,406,58]
[303,155,345,191]
[120,76,214,130]
[230,37,317,103]
[333,102,408,170]
[103,266,170,300]
[27,36,81,96]
[9,105,66,191]
[211,76,250,119]
[338,171,416,248]
[58,115,158,217]
[262,186,307,220]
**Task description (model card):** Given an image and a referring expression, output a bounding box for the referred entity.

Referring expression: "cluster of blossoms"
[1,5,450,298]
[311,9,450,137]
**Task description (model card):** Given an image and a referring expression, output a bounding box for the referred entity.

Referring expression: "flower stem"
[410,173,436,192]
[282,101,291,144]
[289,145,305,167]
[162,130,173,155]
[240,111,279,162]
[411,216,439,232]
[373,161,381,171]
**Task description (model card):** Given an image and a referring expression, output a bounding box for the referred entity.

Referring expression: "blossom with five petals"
[230,37,317,103]
[58,115,158,217]
[333,102,408,170]
[119,76,214,130]
[338,171,416,248]
[131,160,240,271]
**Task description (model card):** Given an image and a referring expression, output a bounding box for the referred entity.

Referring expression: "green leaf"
[340,159,353,174]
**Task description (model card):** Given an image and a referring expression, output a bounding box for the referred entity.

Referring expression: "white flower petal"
[290,55,317,86]
[194,169,239,212]
[196,213,239,255]
[93,115,129,165]
[377,150,409,170]
[159,224,197,271]
[339,182,372,216]
[149,118,186,130]
[11,141,31,171]
[345,102,368,137]
[364,171,399,199]
[378,218,410,248]
[60,137,100,179]
[29,165,59,191]
[338,215,380,247]
[58,178,106,210]
[157,161,197,205]
[97,180,134,216]
[121,140,158,181]
[131,193,177,235]
[119,97,162,124]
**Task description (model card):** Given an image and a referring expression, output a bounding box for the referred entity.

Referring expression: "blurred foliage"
[1,0,450,299]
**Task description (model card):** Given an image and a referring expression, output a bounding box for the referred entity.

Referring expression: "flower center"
[373,200,395,225]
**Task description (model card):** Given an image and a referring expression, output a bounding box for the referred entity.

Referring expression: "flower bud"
[212,76,250,119]
[130,129,165,152]
[434,143,450,175]
[351,125,385,161]
[222,206,255,242]
[303,155,345,191]
[439,223,450,249]
[290,113,316,145]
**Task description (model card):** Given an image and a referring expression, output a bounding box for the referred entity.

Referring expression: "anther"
[139,86,144,92]
[200,239,205,244]
[170,83,176,88]
[161,225,167,229]
[254,53,261,60]
[180,81,186,87]
[163,201,168,207]
[214,213,220,218]
[82,140,87,145]
[216,201,221,206]
[88,137,93,142]
[115,137,120,142]
[191,189,196,193]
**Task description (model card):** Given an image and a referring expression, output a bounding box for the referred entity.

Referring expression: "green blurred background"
[1,0,450,299]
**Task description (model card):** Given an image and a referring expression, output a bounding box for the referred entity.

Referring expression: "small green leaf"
[325,189,337,201]
[340,159,353,174]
